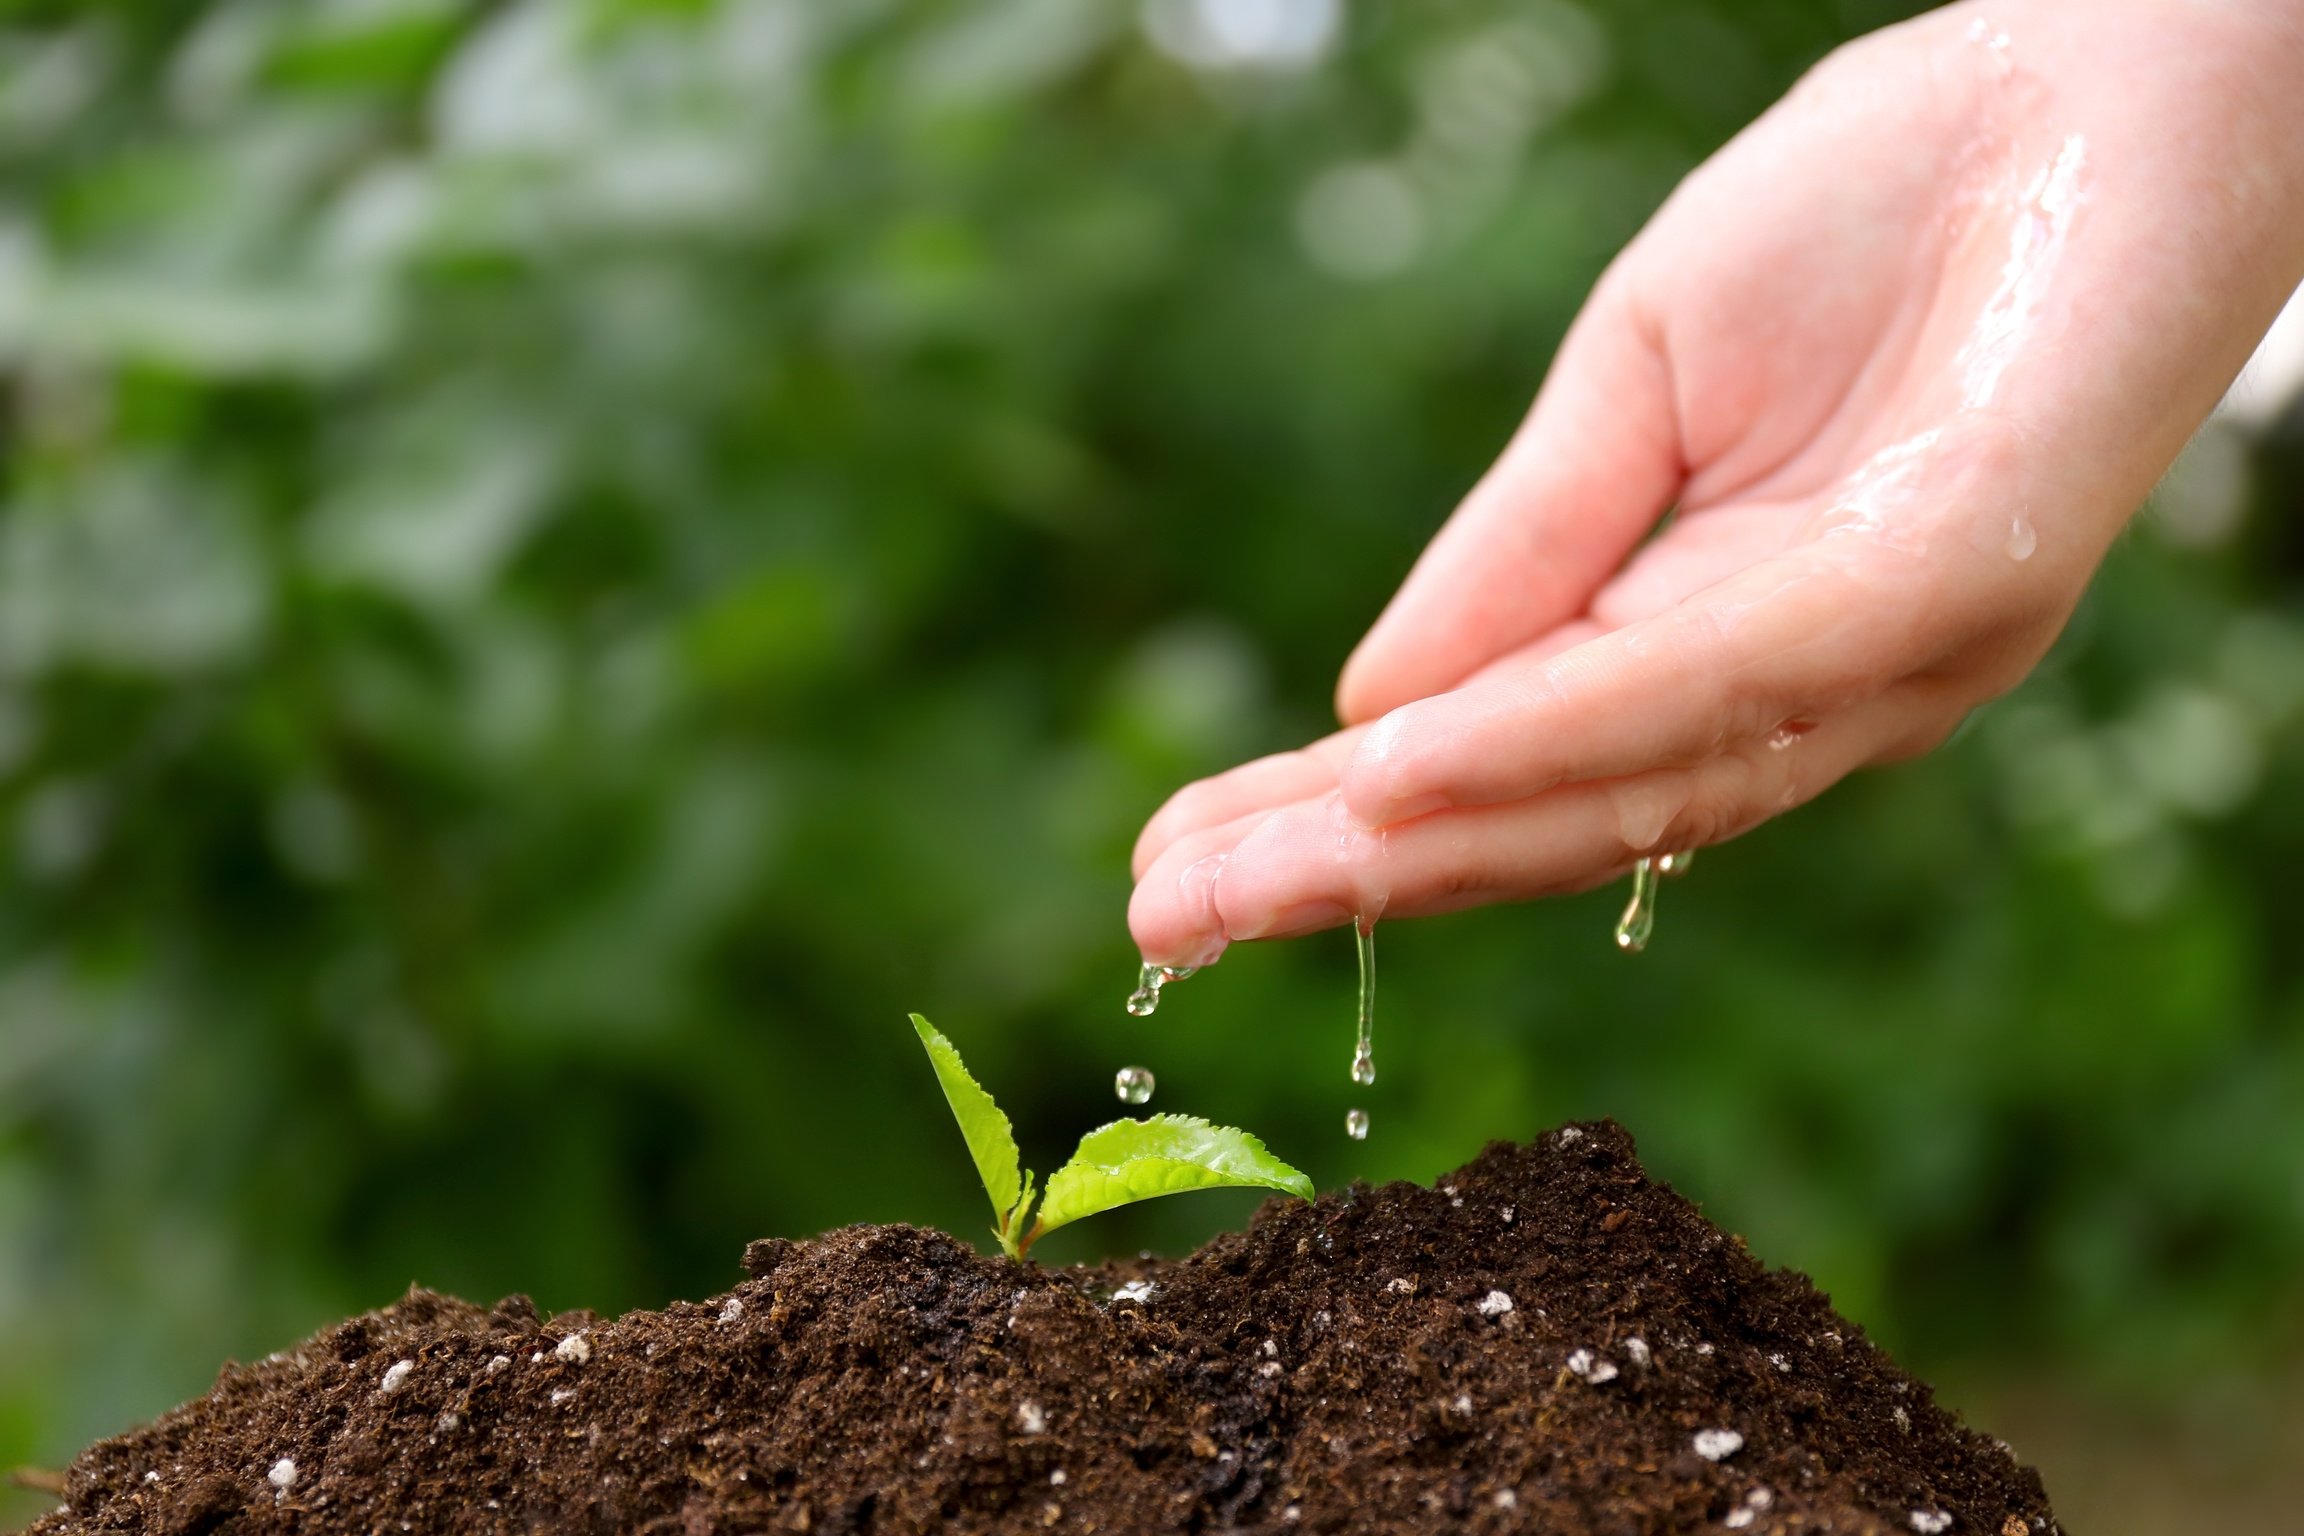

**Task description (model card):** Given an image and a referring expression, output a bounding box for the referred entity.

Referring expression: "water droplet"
[1350,917,1376,1087]
[1114,1065,1156,1105]
[1124,962,1196,1017]
[1345,1108,1369,1140]
[1657,849,1697,877]
[1766,717,1817,751]
[1614,857,1658,953]
[2005,515,2037,561]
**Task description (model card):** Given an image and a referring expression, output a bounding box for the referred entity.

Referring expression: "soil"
[26,1122,2060,1536]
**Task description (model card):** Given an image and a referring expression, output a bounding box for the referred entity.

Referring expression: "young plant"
[909,1013,1313,1259]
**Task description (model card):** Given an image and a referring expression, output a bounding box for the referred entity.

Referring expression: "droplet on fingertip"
[1124,961,1196,1017]
[2005,515,2037,561]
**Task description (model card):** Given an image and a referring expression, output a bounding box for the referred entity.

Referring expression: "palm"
[1345,26,2052,722]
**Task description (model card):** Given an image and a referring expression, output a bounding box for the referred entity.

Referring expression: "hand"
[1129,0,2304,968]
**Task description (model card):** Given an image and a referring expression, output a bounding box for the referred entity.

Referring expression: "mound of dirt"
[27,1123,2058,1535]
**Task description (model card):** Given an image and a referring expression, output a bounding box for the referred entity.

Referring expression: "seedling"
[909,1013,1313,1259]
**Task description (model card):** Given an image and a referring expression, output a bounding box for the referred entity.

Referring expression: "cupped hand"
[1130,0,2304,968]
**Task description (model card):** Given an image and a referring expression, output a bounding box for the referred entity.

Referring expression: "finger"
[1133,615,1607,887]
[1334,268,1686,725]
[1338,539,1941,826]
[1130,730,1361,880]
[1128,802,1322,969]
[1127,622,1607,957]
[1460,616,1609,683]
[1196,693,1918,941]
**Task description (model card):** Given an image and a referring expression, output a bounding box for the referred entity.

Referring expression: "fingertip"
[1126,863,1204,969]
[1200,804,1371,942]
[1129,819,1258,969]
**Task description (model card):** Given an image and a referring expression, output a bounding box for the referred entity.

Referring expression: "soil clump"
[27,1123,2060,1535]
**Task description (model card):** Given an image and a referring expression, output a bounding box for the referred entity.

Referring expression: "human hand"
[1129,0,2304,968]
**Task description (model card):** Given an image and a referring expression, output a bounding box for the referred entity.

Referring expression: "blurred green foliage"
[4,0,2304,1490]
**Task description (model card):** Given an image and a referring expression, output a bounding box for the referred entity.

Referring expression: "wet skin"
[1129,0,2304,968]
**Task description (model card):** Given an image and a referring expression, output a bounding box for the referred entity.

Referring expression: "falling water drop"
[2005,515,2037,561]
[1114,1066,1156,1105]
[1345,1108,1369,1141]
[1350,917,1376,1088]
[1614,857,1658,953]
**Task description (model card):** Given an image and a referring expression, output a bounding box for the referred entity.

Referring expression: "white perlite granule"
[1017,1402,1046,1435]
[1566,1349,1619,1385]
[379,1360,414,1395]
[1692,1428,1745,1462]
[1475,1289,1513,1317]
[267,1458,297,1490]
[1622,1336,1652,1367]
[554,1333,593,1364]
[1112,1280,1155,1305]
[1910,1512,1952,1534]
[718,1297,743,1323]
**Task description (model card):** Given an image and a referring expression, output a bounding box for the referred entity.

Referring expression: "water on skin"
[1345,1107,1369,1140]
[1615,857,1659,953]
[1657,849,1697,877]
[1114,1065,1155,1106]
[2006,515,2037,561]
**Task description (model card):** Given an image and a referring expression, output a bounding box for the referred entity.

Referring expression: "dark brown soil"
[27,1123,2059,1536]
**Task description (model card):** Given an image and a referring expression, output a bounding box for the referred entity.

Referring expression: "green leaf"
[1027,1114,1314,1249]
[909,1014,1032,1253]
